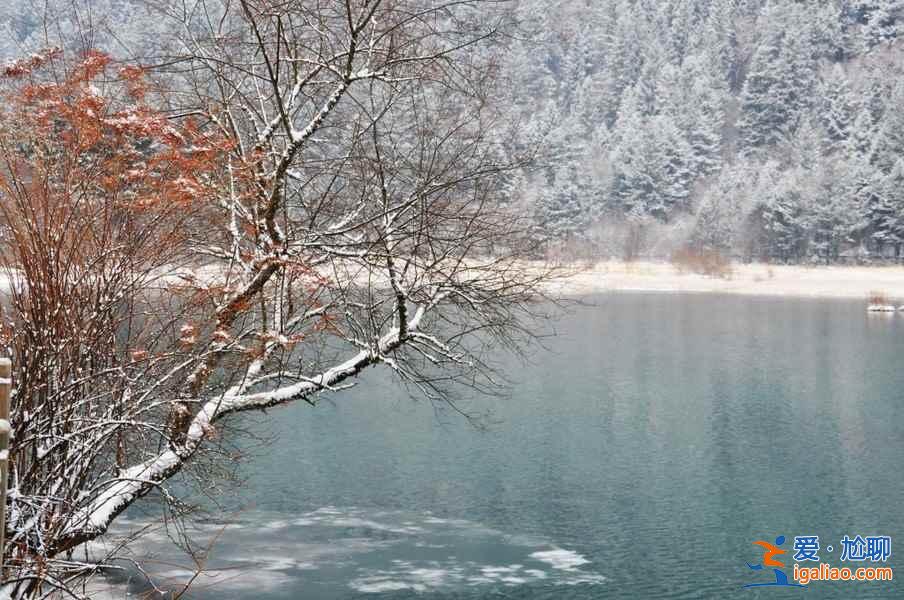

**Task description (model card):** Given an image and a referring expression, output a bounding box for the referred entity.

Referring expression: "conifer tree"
[819,64,856,148]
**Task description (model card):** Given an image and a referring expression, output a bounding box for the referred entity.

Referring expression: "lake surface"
[106,293,904,599]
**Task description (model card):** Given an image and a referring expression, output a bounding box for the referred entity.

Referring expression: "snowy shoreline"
[162,259,904,302]
[4,259,899,303]
[547,261,904,300]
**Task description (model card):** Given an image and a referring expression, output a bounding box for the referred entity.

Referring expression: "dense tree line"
[495,0,904,262]
[2,0,904,263]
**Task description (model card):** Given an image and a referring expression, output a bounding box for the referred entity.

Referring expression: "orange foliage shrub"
[0,50,237,427]
[0,49,233,214]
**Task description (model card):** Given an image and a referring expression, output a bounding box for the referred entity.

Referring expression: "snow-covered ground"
[8,258,898,307]
[548,261,904,299]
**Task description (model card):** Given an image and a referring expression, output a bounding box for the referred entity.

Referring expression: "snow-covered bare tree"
[0,1,551,596]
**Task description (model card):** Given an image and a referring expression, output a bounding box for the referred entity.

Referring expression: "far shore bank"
[549,261,904,300]
[90,259,904,304]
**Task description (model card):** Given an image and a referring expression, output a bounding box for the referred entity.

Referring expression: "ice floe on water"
[292,507,427,534]
[98,506,604,598]
[349,555,604,594]
[530,548,592,571]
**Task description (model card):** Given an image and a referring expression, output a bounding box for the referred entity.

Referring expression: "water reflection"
[104,293,904,599]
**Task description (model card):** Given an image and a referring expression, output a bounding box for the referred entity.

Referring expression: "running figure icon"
[744,536,806,588]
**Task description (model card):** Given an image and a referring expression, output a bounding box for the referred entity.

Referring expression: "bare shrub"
[868,290,891,305]
[671,247,734,279]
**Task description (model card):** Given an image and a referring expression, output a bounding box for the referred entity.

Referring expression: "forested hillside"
[495,0,904,262]
[2,0,904,263]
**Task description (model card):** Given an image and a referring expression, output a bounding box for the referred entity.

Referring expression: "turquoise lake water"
[110,293,904,599]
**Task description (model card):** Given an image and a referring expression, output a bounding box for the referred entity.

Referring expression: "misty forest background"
[2,0,904,264]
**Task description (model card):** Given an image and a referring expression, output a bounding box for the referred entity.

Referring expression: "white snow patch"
[350,561,471,593]
[351,579,426,593]
[560,572,608,585]
[529,548,591,571]
[407,568,448,586]
[293,508,425,534]
[868,304,897,312]
[261,519,291,530]
[152,567,296,591]
[464,563,553,586]
[309,505,343,515]
[480,565,522,576]
[255,555,317,572]
[422,516,471,526]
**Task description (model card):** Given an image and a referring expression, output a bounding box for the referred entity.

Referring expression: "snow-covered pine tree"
[536,165,591,247]
[739,5,818,147]
[870,80,904,172]
[818,64,856,148]
[701,0,743,89]
[859,0,900,50]
[764,185,808,261]
[676,53,726,178]
[611,89,694,222]
[691,167,748,252]
[872,158,904,257]
[847,156,888,256]
[737,26,796,151]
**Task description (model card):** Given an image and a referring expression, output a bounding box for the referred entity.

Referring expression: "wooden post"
[0,358,11,576]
